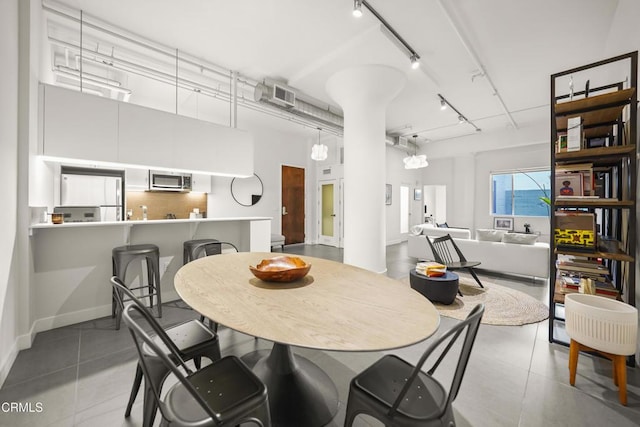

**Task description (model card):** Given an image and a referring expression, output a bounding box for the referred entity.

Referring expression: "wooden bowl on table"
[249,255,311,282]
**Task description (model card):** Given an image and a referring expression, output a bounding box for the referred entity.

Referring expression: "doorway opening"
[423,185,447,224]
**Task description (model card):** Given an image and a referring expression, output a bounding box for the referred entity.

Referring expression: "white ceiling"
[45,0,638,148]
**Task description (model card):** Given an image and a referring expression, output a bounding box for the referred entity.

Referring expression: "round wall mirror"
[231,174,263,206]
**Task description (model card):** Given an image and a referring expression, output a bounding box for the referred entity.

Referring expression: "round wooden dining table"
[174,252,440,427]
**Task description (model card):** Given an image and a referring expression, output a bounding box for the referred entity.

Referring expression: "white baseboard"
[0,338,19,389]
[30,290,181,334]
[0,290,184,387]
[386,238,403,246]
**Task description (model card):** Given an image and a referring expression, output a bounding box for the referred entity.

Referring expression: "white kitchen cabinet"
[41,84,254,176]
[41,84,119,162]
[118,103,175,169]
[191,174,211,193]
[173,114,254,177]
[125,168,149,190]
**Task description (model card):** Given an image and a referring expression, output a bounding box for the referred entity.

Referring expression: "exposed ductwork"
[254,82,344,132]
[43,1,424,149]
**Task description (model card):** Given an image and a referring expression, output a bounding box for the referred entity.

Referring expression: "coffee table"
[409,269,460,304]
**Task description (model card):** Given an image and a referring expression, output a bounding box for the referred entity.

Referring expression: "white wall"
[420,139,551,240]
[207,122,316,241]
[474,144,551,240]
[0,0,20,387]
[385,147,424,245]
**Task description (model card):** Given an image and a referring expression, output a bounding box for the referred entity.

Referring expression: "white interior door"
[400,185,410,234]
[318,179,340,246]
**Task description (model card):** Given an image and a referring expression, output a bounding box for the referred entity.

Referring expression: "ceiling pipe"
[437,0,518,129]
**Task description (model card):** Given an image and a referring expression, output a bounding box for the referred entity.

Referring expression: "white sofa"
[408,232,549,278]
[410,224,471,239]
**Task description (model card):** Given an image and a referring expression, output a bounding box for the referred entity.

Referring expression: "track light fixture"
[410,54,420,70]
[352,0,421,70]
[437,93,481,132]
[352,0,363,17]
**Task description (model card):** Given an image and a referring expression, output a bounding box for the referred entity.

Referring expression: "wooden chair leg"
[614,355,627,406]
[569,339,579,386]
[613,357,619,386]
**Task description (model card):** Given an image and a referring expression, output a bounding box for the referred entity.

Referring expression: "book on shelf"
[559,273,611,287]
[558,276,619,299]
[555,163,594,196]
[557,262,609,276]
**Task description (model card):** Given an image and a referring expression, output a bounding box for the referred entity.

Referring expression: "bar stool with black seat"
[185,240,238,262]
[111,277,221,427]
[183,238,220,265]
[112,244,162,330]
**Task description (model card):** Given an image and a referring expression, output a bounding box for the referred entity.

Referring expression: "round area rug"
[402,276,548,326]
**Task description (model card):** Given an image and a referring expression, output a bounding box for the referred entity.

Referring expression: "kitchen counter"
[30,216,272,229]
[28,216,272,334]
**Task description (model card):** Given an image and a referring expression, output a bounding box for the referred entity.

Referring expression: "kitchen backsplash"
[126,192,207,220]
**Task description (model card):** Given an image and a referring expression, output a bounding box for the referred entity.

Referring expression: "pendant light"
[403,135,428,169]
[311,127,328,161]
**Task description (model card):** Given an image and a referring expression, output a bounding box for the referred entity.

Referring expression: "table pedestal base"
[246,343,339,427]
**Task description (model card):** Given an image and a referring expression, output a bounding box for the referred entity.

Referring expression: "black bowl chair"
[344,303,484,427]
[426,234,484,288]
[122,303,271,427]
[186,241,238,332]
[111,277,221,427]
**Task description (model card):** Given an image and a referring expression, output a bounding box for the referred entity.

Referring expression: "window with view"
[491,170,550,217]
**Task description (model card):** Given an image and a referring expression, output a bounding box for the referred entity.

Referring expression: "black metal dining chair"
[344,303,485,427]
[185,241,239,332]
[426,234,484,288]
[122,303,272,427]
[111,277,221,427]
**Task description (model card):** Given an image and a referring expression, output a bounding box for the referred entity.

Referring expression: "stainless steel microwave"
[148,170,192,192]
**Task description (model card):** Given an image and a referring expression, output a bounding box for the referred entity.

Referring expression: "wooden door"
[282,165,305,244]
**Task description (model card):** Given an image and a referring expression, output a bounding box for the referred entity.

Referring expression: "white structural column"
[326,65,406,272]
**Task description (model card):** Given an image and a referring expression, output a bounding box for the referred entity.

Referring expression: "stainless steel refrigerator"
[60,173,123,221]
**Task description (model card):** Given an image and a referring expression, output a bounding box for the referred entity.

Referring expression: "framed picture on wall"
[414,188,422,201]
[493,217,514,231]
[385,184,392,205]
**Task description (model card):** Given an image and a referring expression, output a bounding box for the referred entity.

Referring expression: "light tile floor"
[0,242,638,426]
